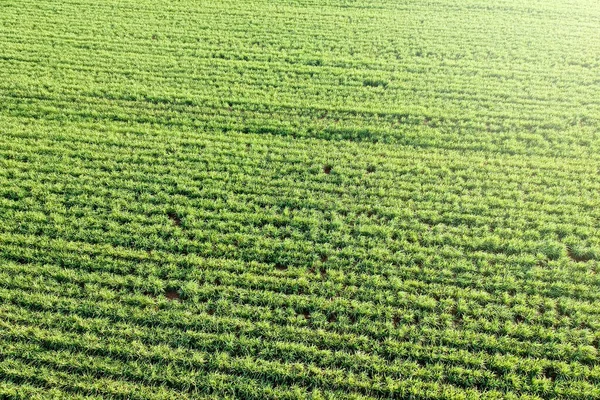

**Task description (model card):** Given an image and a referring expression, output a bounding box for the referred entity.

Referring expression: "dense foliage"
[1,0,600,398]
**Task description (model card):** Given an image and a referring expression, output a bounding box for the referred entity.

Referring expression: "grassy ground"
[1,0,600,398]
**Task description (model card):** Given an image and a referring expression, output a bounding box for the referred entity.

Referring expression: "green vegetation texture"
[1,0,600,398]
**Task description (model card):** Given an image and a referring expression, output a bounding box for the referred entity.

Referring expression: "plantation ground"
[1,0,600,398]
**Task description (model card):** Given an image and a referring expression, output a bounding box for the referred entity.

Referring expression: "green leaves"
[1,0,600,398]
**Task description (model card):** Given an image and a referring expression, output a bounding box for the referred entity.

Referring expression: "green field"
[1,0,600,398]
